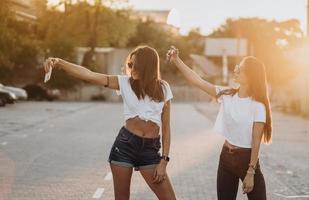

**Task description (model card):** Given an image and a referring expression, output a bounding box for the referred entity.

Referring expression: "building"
[307,0,309,36]
[10,0,38,22]
[60,47,131,101]
[190,54,221,80]
[135,10,168,24]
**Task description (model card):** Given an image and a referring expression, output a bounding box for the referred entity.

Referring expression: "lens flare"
[167,8,181,28]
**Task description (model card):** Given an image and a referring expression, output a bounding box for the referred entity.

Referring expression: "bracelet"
[104,76,109,87]
[54,58,61,69]
[161,155,170,162]
[248,163,256,170]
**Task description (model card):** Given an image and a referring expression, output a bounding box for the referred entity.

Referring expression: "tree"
[0,0,14,76]
[0,0,40,84]
[127,20,207,80]
[209,17,303,85]
[36,1,137,89]
[0,0,205,88]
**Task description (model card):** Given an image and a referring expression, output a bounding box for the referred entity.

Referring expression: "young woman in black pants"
[167,46,272,200]
[44,46,176,200]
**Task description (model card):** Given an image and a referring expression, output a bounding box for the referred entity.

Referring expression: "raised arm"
[44,57,119,90]
[167,47,217,98]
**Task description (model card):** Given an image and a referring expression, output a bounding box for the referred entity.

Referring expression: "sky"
[48,0,308,35]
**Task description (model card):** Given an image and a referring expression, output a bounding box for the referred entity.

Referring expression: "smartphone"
[44,67,52,83]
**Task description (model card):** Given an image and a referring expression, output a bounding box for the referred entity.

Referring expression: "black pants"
[217,145,266,200]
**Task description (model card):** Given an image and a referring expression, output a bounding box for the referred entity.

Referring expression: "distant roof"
[136,10,170,14]
[134,10,170,23]
[190,54,221,77]
[11,0,37,22]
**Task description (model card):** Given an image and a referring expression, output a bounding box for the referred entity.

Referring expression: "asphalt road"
[0,102,309,200]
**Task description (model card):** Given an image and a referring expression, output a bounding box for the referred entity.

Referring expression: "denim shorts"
[108,126,161,171]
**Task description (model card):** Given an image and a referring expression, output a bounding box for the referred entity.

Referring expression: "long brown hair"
[126,46,164,102]
[217,56,272,143]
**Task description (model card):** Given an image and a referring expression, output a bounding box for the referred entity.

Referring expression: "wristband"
[247,170,255,175]
[248,163,256,170]
[161,155,170,162]
[104,76,109,87]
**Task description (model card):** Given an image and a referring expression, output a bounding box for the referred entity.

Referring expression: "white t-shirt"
[116,75,173,127]
[213,86,266,148]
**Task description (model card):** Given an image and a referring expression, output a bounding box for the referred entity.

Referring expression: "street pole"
[222,49,228,85]
[307,0,309,37]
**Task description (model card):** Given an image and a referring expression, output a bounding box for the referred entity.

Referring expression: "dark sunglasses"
[234,64,241,73]
[128,62,133,69]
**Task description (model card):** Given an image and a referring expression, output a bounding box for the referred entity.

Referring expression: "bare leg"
[110,164,133,200]
[140,168,176,200]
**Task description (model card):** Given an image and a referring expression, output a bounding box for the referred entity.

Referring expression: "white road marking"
[1,142,8,145]
[275,170,294,175]
[92,188,105,199]
[104,172,112,181]
[274,193,309,199]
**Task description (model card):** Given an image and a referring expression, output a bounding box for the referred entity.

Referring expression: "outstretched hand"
[44,57,60,73]
[166,46,179,63]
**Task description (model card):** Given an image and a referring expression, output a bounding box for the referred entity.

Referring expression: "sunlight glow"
[48,0,307,35]
[47,0,60,6]
[167,8,181,28]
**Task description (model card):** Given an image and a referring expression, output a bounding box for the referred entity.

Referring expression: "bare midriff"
[125,116,160,138]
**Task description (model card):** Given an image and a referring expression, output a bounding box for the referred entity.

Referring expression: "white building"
[10,0,38,22]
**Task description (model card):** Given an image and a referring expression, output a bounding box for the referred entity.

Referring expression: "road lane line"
[274,193,309,199]
[104,172,112,181]
[92,188,105,199]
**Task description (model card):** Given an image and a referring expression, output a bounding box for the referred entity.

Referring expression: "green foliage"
[0,0,40,83]
[0,0,206,87]
[128,19,173,57]
[35,2,138,89]
[127,20,205,77]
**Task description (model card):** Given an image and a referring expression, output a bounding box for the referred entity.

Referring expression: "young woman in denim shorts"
[44,46,176,199]
[167,46,272,200]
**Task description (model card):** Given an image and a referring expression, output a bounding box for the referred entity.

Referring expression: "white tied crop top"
[116,75,173,127]
[213,86,266,148]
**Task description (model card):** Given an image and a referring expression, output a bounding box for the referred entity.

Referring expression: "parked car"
[0,97,6,107]
[0,83,28,100]
[23,84,59,101]
[0,88,17,105]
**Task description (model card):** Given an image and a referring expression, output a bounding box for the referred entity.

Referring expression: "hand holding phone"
[44,66,52,83]
[43,58,59,83]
